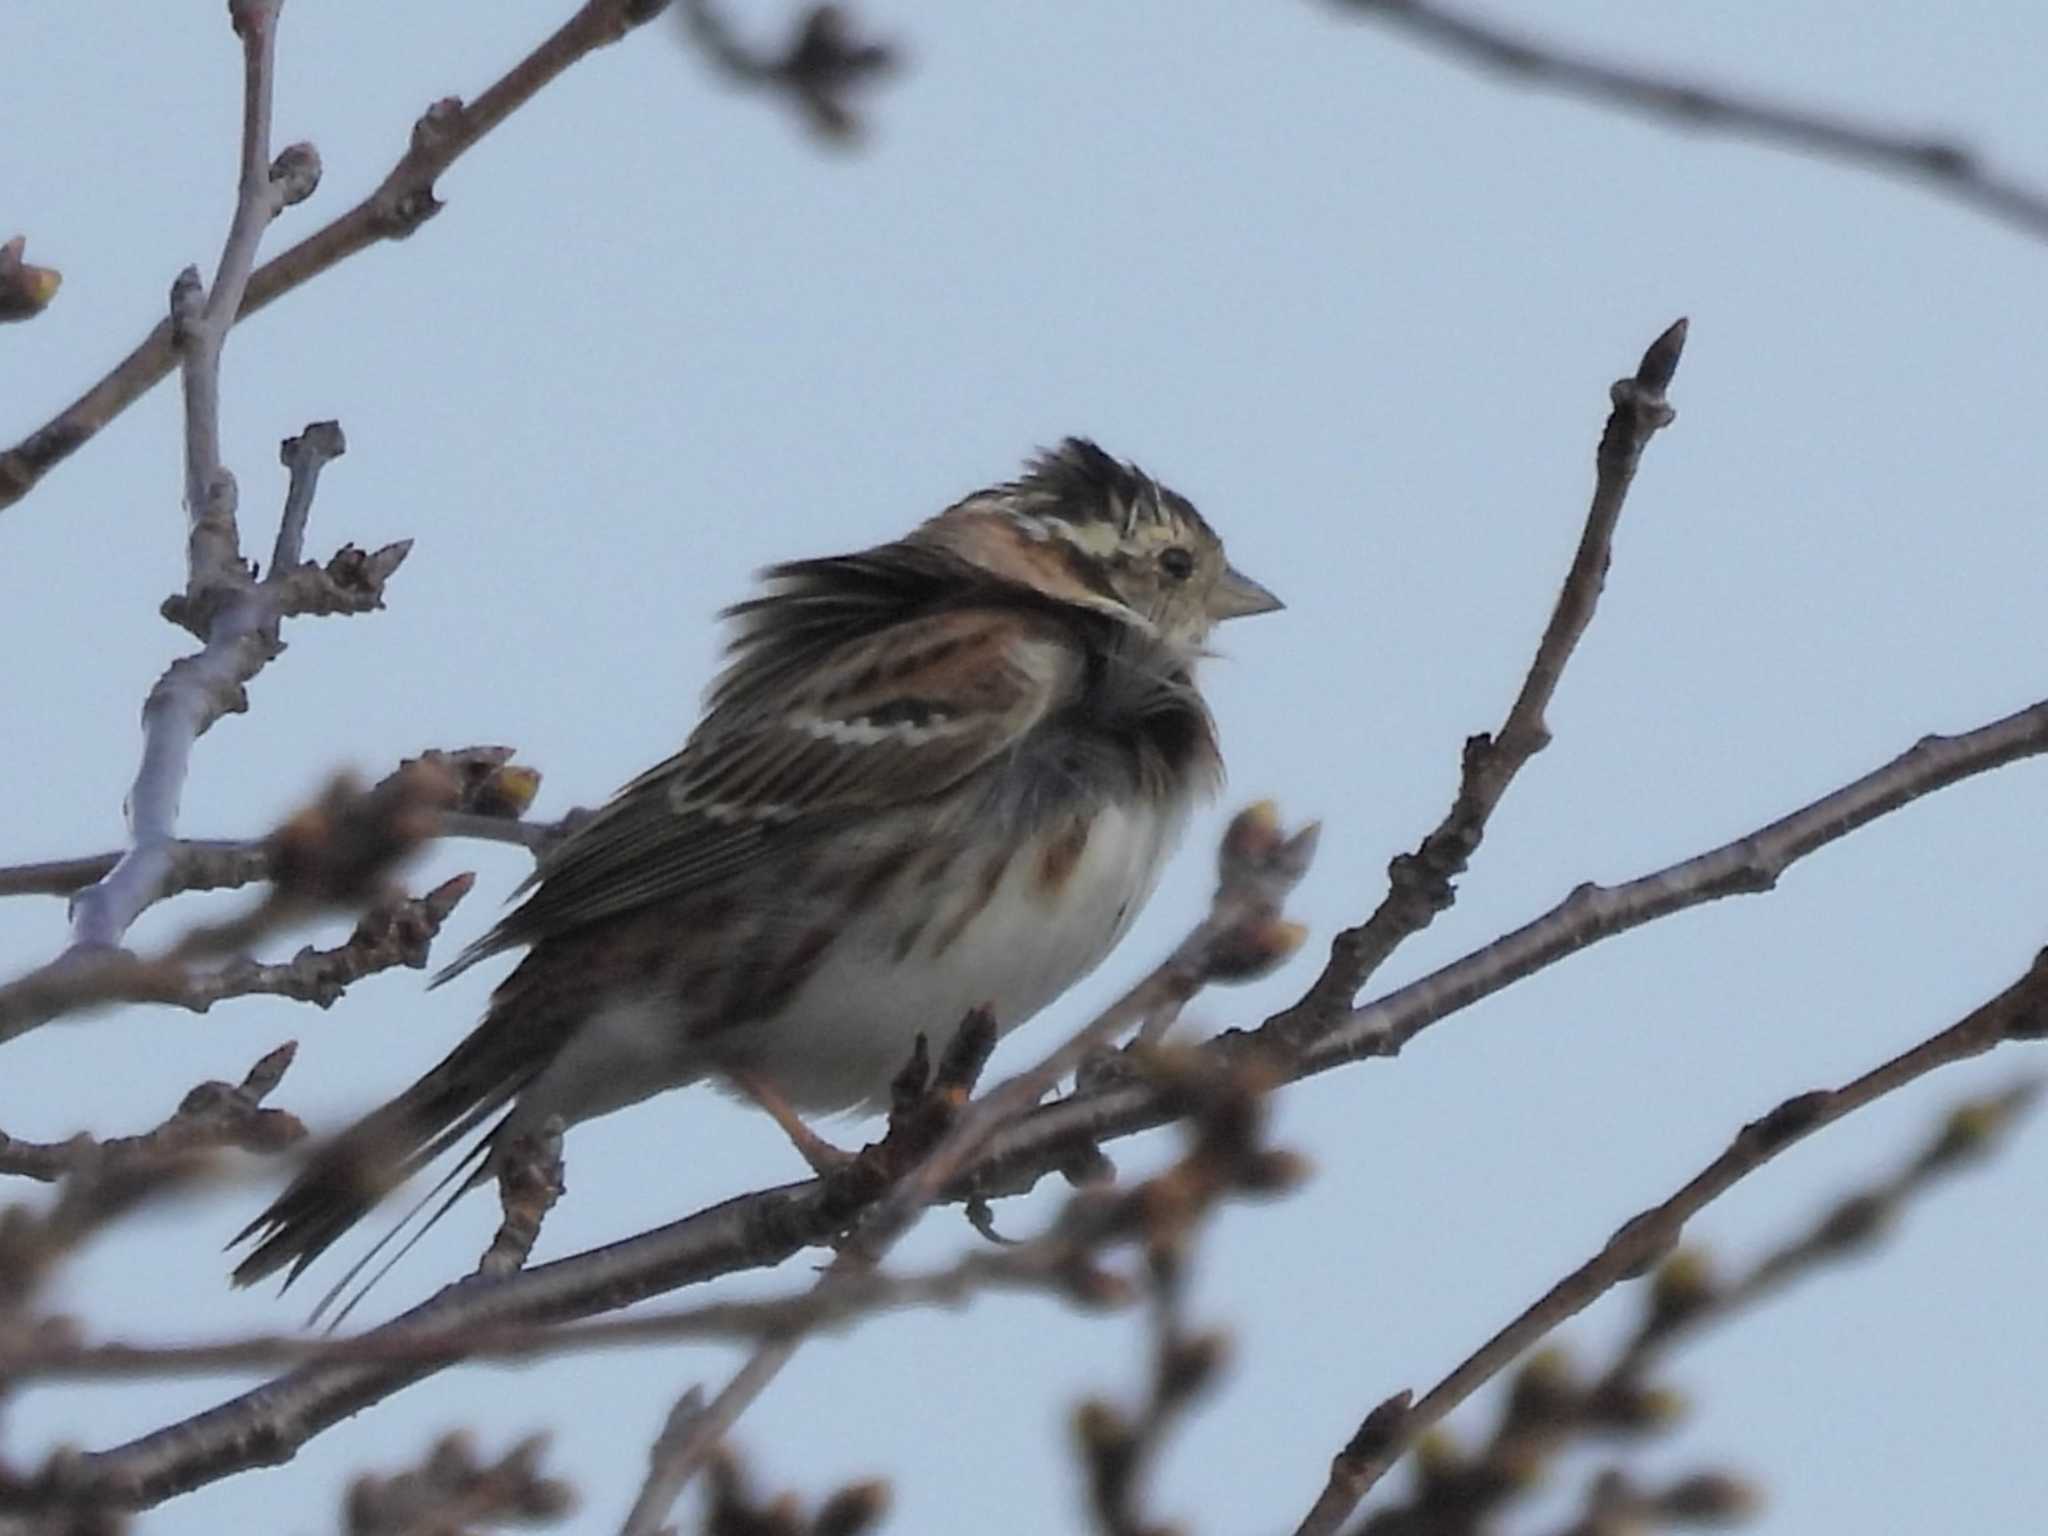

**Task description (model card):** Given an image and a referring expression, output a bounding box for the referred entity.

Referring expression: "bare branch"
[0,1045,303,1344]
[269,421,345,574]
[50,6,324,972]
[1282,319,1684,1029]
[154,875,477,1013]
[1335,0,2048,243]
[0,844,271,903]
[1072,1063,1266,1536]
[0,1045,303,1188]
[475,1120,567,1280]
[1,1109,1185,1379]
[0,767,479,1039]
[26,689,2044,1514]
[1611,1077,2043,1385]
[0,236,62,323]
[621,1345,795,1536]
[0,876,470,1036]
[174,0,304,590]
[0,747,548,902]
[1289,949,2048,1536]
[0,0,674,515]
[1345,1081,2038,1536]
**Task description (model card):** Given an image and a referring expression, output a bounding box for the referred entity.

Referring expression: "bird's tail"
[230,1010,552,1293]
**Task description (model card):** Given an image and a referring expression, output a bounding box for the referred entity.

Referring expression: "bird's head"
[920,437,1282,655]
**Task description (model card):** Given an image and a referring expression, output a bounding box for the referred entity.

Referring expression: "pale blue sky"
[5,3,2046,1531]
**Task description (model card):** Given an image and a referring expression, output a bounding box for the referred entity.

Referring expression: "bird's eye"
[1159,546,1195,581]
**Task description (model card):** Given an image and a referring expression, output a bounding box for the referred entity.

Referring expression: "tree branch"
[0,762,487,1040]
[11,694,2043,1511]
[0,1044,304,1188]
[0,0,672,516]
[1343,1079,2036,1536]
[50,16,385,980]
[13,350,2046,1514]
[1282,319,1682,1029]
[1289,950,2048,1536]
[1334,0,2048,244]
[0,746,549,902]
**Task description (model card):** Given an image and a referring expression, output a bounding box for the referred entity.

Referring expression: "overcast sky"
[5,3,2047,1532]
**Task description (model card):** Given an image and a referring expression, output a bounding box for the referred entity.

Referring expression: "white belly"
[728,796,1190,1113]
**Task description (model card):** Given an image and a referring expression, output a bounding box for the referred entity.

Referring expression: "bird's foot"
[730,1070,856,1176]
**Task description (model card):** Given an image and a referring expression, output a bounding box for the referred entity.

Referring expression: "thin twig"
[26,690,2046,1516]
[1282,318,1683,1029]
[1072,1064,1268,1536]
[476,1119,567,1279]
[0,876,468,1048]
[0,876,473,1039]
[1289,948,2048,1536]
[0,1236,1111,1379]
[52,6,386,985]
[619,1344,796,1536]
[1607,1077,2043,1387]
[0,1045,303,1187]
[0,0,672,515]
[0,1069,1297,1381]
[1336,0,2048,244]
[268,420,345,575]
[1347,1080,2038,1536]
[0,761,478,1039]
[0,746,550,902]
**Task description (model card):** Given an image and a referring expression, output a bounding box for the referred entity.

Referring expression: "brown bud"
[1234,1148,1312,1194]
[1814,1191,1892,1254]
[1204,916,1309,984]
[1655,1469,1760,1521]
[813,1479,891,1536]
[1156,1329,1230,1403]
[1649,1247,1718,1328]
[0,236,61,322]
[1587,1379,1686,1431]
[1413,1426,1465,1481]
[1074,1398,1134,1461]
[475,763,543,819]
[1507,1346,1582,1427]
[1221,799,1284,865]
[1924,1096,2013,1168]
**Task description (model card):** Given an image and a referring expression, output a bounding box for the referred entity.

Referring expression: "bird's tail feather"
[310,1129,498,1330]
[230,1018,547,1293]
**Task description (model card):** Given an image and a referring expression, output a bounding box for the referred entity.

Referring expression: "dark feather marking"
[1036,816,1092,894]
[845,843,916,911]
[734,923,838,1026]
[930,846,1014,958]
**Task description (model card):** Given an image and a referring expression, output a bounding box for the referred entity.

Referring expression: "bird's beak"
[1209,563,1284,621]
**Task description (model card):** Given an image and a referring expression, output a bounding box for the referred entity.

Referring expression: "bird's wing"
[433,606,1080,982]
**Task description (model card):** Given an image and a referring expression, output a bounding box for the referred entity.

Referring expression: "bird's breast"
[717,793,1193,1114]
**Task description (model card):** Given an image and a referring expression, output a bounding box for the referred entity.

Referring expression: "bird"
[232,437,1282,1294]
